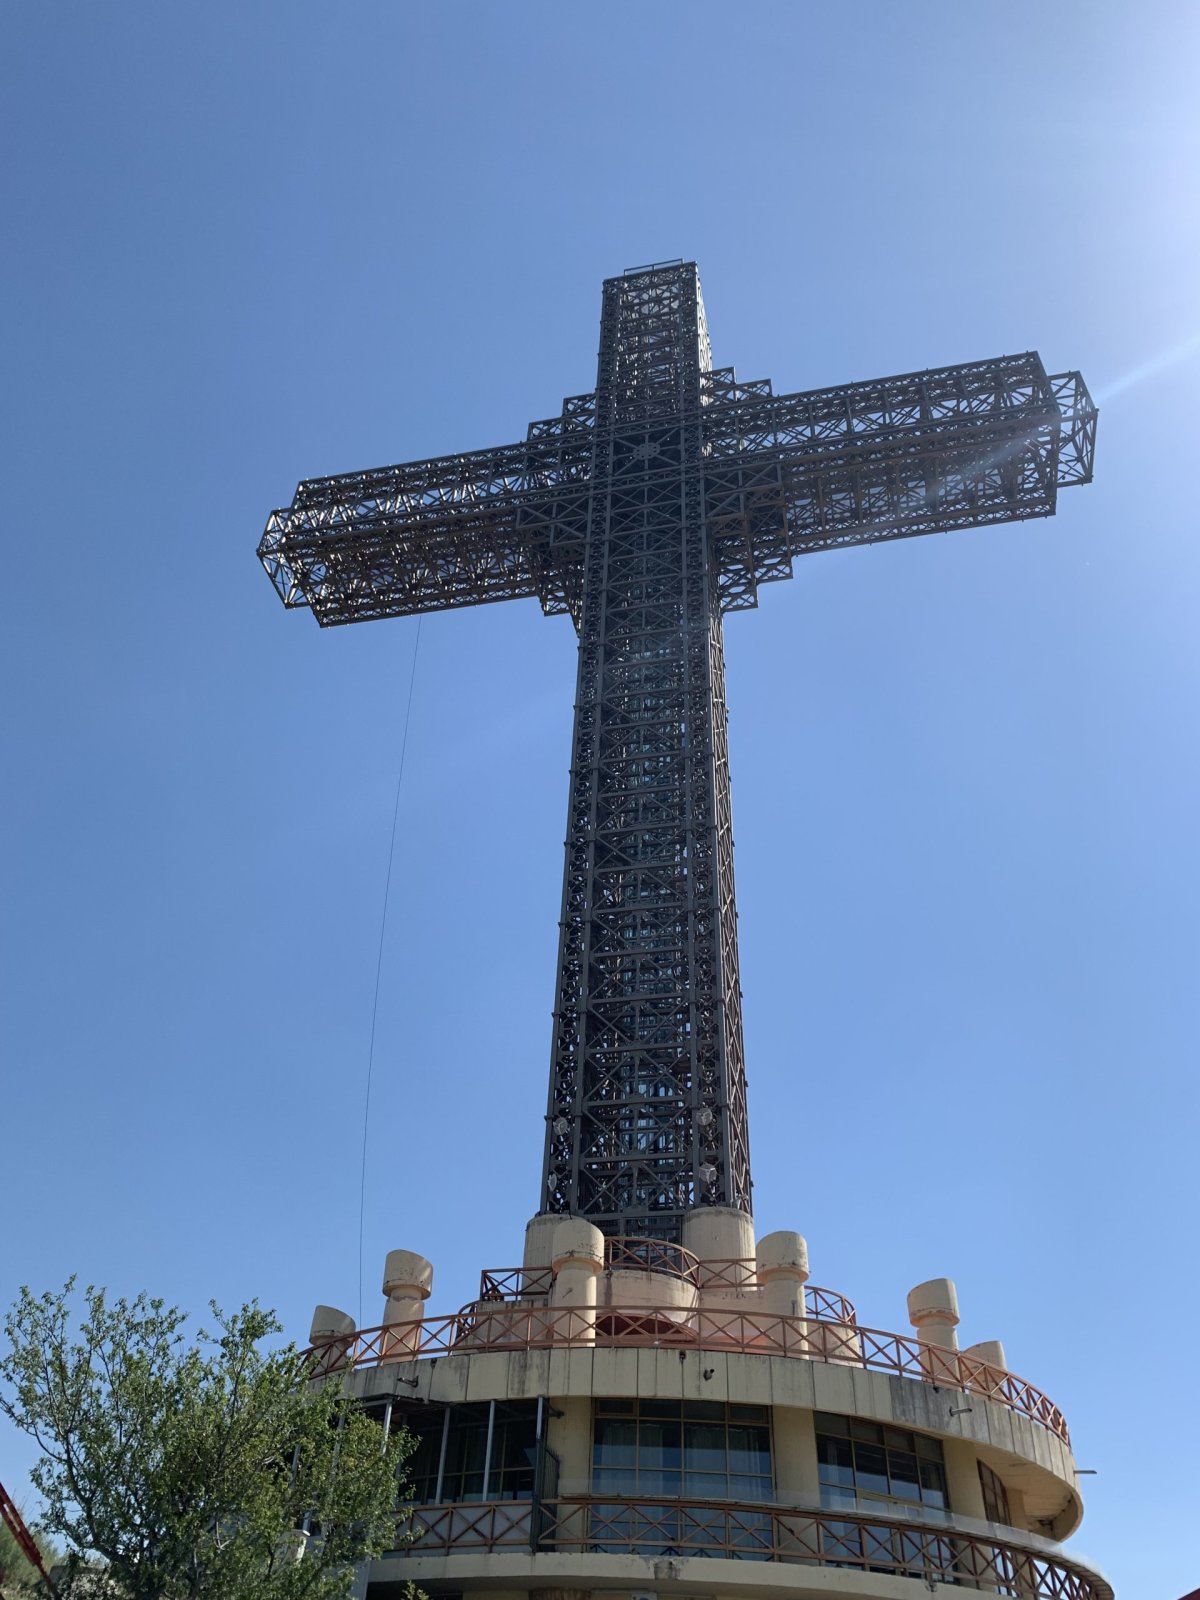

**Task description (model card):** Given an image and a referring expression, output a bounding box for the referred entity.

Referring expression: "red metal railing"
[605,1236,699,1280]
[0,1479,58,1599]
[476,1257,856,1326]
[307,1303,1069,1443]
[478,1266,554,1302]
[398,1496,1109,1599]
[806,1282,856,1324]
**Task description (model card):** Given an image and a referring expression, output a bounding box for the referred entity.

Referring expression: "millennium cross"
[259,261,1096,1243]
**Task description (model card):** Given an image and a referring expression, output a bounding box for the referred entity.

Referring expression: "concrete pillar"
[772,1405,819,1501]
[518,1211,564,1309]
[310,1304,356,1341]
[308,1305,356,1374]
[603,1267,697,1322]
[547,1395,592,1497]
[961,1338,1007,1406]
[771,1407,819,1562]
[943,1438,987,1520]
[756,1231,809,1353]
[380,1248,433,1360]
[684,1207,756,1343]
[682,1205,755,1277]
[524,1212,563,1272]
[962,1339,1006,1369]
[907,1277,960,1348]
[551,1219,604,1343]
[907,1277,960,1383]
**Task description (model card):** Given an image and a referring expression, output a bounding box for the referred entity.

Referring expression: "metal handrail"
[605,1236,701,1281]
[476,1259,856,1325]
[398,1495,1109,1599]
[478,1266,554,1302]
[306,1303,1069,1443]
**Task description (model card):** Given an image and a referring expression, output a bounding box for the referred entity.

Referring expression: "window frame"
[592,1397,774,1504]
[814,1412,949,1514]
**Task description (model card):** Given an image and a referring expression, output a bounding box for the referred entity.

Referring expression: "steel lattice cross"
[258,261,1096,1242]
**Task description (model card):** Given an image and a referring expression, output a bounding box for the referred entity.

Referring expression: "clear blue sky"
[2,3,1197,1591]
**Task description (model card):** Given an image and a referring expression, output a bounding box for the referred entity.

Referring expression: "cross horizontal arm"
[257,430,593,626]
[701,354,1097,611]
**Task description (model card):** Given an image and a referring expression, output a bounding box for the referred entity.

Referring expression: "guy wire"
[358,618,422,1328]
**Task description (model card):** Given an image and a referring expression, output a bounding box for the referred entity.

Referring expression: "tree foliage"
[0,1282,410,1600]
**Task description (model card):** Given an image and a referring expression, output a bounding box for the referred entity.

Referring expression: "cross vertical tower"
[545,264,749,1239]
[258,260,1096,1244]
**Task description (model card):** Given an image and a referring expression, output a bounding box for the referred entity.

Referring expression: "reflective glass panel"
[815,1415,948,1516]
[853,1442,889,1496]
[591,1399,773,1503]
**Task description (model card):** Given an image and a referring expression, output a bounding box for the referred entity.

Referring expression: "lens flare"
[1095,331,1200,402]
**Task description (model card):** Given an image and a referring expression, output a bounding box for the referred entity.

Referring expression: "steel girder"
[258,262,1096,1241]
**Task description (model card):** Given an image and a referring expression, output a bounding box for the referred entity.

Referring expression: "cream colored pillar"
[683,1205,756,1278]
[547,1395,592,1493]
[524,1211,563,1272]
[684,1207,755,1342]
[519,1211,565,1312]
[907,1277,960,1384]
[943,1438,987,1520]
[962,1338,1007,1403]
[546,1394,593,1550]
[380,1248,433,1359]
[963,1339,1006,1368]
[551,1218,604,1343]
[308,1305,356,1374]
[771,1405,819,1502]
[756,1231,809,1353]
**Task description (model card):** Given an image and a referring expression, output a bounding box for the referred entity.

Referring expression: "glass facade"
[815,1413,948,1512]
[589,1399,774,1557]
[593,1398,773,1501]
[403,1400,539,1503]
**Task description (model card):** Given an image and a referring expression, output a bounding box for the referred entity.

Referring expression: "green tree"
[0,1282,411,1600]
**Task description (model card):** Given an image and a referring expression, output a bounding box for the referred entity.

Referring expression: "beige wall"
[943,1438,988,1521]
[548,1396,592,1499]
[773,1405,819,1502]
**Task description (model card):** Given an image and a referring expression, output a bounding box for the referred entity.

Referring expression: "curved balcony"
[477,1254,856,1325]
[306,1303,1069,1443]
[396,1495,1111,1599]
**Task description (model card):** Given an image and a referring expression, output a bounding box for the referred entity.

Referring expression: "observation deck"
[306,1210,1111,1600]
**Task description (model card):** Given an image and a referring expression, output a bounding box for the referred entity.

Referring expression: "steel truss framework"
[259,262,1096,1241]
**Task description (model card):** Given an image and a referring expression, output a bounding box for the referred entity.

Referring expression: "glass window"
[919,1457,947,1509]
[592,1399,773,1507]
[814,1413,949,1515]
[888,1450,921,1502]
[402,1400,539,1505]
[978,1461,1012,1526]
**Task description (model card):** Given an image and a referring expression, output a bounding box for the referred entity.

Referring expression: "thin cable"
[358,619,422,1327]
